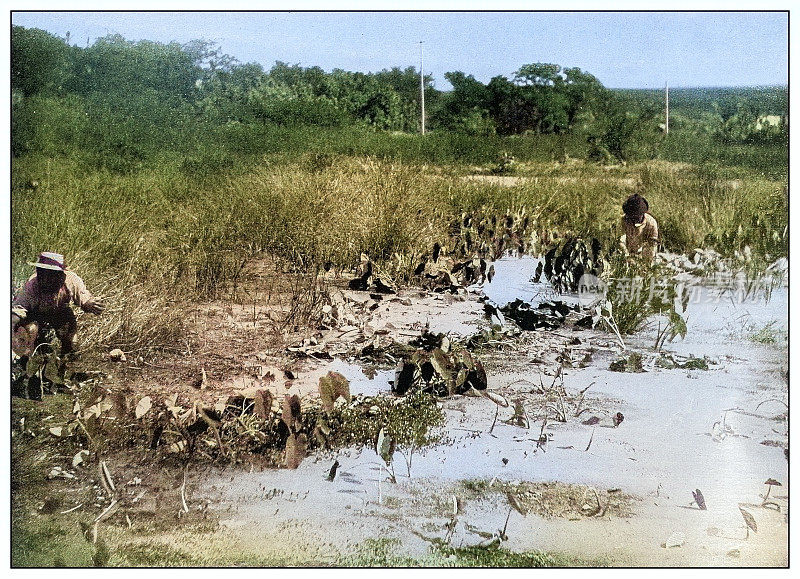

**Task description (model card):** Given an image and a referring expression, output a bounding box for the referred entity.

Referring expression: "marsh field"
[10,28,788,567]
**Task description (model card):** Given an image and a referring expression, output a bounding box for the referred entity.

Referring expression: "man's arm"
[67,272,104,314]
[619,217,630,256]
[11,280,33,330]
[642,217,659,262]
[12,305,27,330]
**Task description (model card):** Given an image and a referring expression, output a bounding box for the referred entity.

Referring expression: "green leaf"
[26,354,45,378]
[455,369,468,390]
[430,348,454,388]
[43,360,64,385]
[376,427,395,465]
[669,310,688,340]
[739,507,758,533]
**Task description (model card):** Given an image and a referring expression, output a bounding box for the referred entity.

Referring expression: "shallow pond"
[478,255,553,307]
[325,357,394,397]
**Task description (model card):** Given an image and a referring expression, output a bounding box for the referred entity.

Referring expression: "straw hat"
[28,252,67,271]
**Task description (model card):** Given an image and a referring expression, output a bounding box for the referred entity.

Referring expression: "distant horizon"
[610,84,787,90]
[11,11,788,91]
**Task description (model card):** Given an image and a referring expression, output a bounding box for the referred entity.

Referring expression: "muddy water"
[200,261,788,565]
[406,279,789,493]
[479,255,551,306]
[325,358,393,397]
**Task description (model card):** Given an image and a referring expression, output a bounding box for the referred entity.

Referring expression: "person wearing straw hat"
[12,252,104,356]
[619,193,659,264]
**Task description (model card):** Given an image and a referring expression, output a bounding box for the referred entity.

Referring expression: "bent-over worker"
[12,252,104,356]
[619,193,659,264]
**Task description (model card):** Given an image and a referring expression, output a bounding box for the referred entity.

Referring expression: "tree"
[562,67,606,127]
[12,26,75,97]
[196,62,267,123]
[588,96,659,162]
[73,35,200,102]
[514,63,563,87]
[374,66,433,106]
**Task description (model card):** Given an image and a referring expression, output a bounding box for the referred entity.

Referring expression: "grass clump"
[310,388,445,453]
[341,537,606,567]
[11,516,95,568]
[113,541,201,567]
[748,321,785,345]
[609,353,645,373]
[340,538,418,567]
[433,543,603,567]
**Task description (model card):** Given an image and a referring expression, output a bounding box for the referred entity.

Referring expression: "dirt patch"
[463,175,527,187]
[472,480,639,520]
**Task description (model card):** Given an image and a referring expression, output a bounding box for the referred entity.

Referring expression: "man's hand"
[83,300,105,315]
[11,306,26,331]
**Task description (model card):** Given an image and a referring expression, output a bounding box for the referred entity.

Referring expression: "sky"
[10,9,790,90]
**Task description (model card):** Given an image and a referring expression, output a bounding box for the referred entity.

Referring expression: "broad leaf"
[376,427,395,465]
[739,507,758,533]
[135,396,152,419]
[73,449,90,467]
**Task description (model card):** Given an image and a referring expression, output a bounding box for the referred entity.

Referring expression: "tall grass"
[656,131,788,181]
[12,145,787,352]
[190,124,590,167]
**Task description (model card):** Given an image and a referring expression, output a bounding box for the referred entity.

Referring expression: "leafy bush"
[600,255,688,338]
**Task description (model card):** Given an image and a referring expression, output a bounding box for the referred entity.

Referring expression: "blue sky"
[11,10,789,89]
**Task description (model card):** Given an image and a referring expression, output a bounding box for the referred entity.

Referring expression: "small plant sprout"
[596,300,626,350]
[584,427,595,452]
[376,428,397,484]
[501,491,528,541]
[508,400,530,428]
[739,506,758,539]
[484,391,509,434]
[537,418,549,452]
[580,487,605,517]
[444,495,459,545]
[691,489,707,510]
[573,382,595,417]
[326,460,340,482]
[762,479,781,509]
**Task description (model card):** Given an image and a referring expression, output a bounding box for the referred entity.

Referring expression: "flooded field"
[188,257,787,566]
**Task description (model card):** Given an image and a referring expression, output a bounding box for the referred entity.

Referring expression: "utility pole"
[420,41,425,135]
[665,82,669,135]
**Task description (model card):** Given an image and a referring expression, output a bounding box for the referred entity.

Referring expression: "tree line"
[12,25,788,171]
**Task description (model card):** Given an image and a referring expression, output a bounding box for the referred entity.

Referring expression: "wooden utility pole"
[420,41,426,135]
[665,82,669,135]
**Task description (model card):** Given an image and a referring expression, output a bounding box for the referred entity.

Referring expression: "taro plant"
[11,329,71,399]
[375,427,397,490]
[600,255,689,343]
[592,299,626,350]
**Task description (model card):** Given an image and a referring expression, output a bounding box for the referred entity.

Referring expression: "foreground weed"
[11,517,95,567]
[433,543,604,567]
[340,538,417,567]
[748,321,785,345]
[113,541,201,567]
